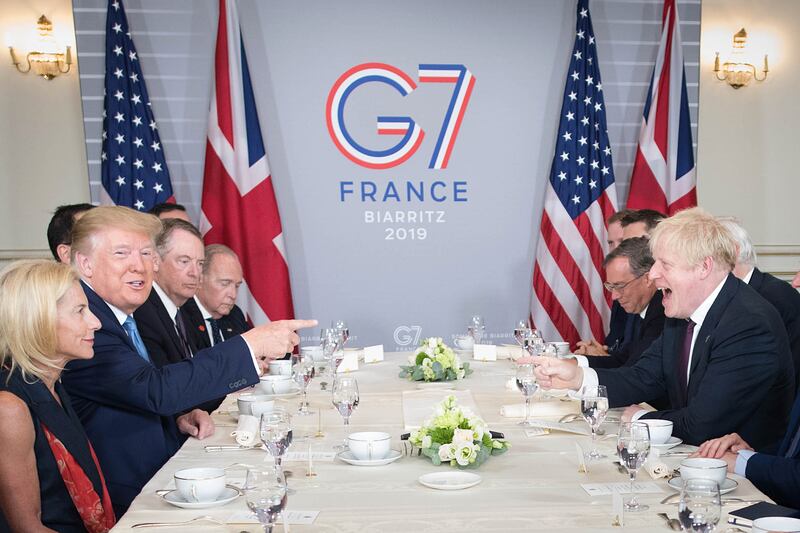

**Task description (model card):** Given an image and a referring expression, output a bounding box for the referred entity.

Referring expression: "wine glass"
[331,319,349,345]
[293,355,315,415]
[469,315,486,344]
[678,478,722,532]
[331,376,359,451]
[320,327,343,380]
[515,363,539,426]
[244,465,287,533]
[522,328,545,357]
[580,385,609,459]
[513,320,529,347]
[260,411,292,467]
[617,421,651,512]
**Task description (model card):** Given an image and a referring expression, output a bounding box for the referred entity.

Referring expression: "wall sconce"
[8,15,72,80]
[713,28,768,89]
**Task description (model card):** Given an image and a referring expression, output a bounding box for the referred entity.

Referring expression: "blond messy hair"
[649,207,736,271]
[70,205,162,261]
[0,260,79,383]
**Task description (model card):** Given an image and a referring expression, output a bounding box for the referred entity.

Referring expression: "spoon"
[657,512,682,531]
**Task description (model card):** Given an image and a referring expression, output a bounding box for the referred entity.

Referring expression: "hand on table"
[177,409,216,439]
[574,339,608,356]
[695,432,753,458]
[621,405,644,423]
[532,356,583,390]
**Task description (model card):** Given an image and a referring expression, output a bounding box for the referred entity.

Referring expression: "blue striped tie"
[123,315,151,362]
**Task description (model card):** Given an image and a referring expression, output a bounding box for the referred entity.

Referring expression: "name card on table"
[580,482,664,497]
[363,344,385,363]
[473,344,497,361]
[337,351,359,373]
[227,510,319,525]
[283,451,337,462]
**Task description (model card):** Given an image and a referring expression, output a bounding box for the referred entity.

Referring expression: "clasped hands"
[691,433,753,472]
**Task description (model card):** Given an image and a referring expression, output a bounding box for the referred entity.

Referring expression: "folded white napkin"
[231,414,259,446]
[500,404,527,418]
[645,458,671,479]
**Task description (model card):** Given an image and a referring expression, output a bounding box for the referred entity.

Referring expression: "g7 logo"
[393,325,423,348]
[326,62,475,170]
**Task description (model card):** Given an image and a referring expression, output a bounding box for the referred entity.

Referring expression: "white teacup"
[174,467,226,503]
[260,375,294,395]
[552,341,570,357]
[237,394,275,417]
[347,432,392,461]
[453,335,474,351]
[268,360,292,376]
[752,517,800,533]
[641,419,673,445]
[679,458,727,486]
[301,346,325,362]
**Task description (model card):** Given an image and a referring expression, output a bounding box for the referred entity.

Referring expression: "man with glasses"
[572,237,665,371]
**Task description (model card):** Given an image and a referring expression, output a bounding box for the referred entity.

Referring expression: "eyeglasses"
[603,273,645,293]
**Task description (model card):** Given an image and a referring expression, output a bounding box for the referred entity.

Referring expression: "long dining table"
[111,351,768,531]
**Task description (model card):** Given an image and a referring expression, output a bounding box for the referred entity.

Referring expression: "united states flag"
[626,0,696,215]
[100,0,173,210]
[529,0,618,347]
[200,0,295,325]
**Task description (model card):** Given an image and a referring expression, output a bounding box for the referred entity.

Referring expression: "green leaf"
[412,367,424,381]
[431,361,443,374]
[428,426,454,444]
[415,351,429,365]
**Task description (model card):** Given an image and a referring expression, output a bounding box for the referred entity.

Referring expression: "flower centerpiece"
[399,337,472,382]
[409,395,509,468]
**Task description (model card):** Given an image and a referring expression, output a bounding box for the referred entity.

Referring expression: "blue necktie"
[123,315,151,362]
[208,318,224,345]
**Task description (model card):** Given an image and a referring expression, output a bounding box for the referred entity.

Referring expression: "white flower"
[472,424,485,441]
[438,443,455,462]
[421,435,432,449]
[455,443,478,466]
[428,338,438,350]
[453,428,474,445]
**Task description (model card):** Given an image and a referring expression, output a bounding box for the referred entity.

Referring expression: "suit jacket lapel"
[662,319,685,407]
[748,268,764,291]
[81,280,138,354]
[149,290,186,358]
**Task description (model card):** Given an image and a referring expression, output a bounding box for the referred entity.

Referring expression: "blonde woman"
[0,260,114,532]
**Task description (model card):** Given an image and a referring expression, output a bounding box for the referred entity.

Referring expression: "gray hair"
[604,236,654,277]
[717,216,757,267]
[155,218,203,258]
[203,244,240,274]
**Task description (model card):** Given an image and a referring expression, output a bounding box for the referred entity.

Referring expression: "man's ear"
[74,250,93,279]
[698,256,715,279]
[56,244,71,264]
[152,254,160,273]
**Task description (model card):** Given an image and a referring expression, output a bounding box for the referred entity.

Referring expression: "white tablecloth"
[111,352,767,532]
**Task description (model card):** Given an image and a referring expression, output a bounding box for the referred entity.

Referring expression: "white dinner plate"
[651,436,683,450]
[337,449,403,466]
[162,485,241,509]
[418,471,482,491]
[667,477,738,495]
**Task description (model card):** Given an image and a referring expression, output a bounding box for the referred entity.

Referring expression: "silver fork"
[131,515,225,528]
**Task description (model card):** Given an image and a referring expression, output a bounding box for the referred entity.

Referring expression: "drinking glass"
[293,356,315,415]
[617,421,651,512]
[244,465,287,533]
[331,319,350,345]
[515,363,539,426]
[522,328,545,357]
[320,327,343,380]
[678,478,722,532]
[513,320,529,347]
[580,385,609,459]
[260,412,292,467]
[469,315,486,344]
[331,376,359,451]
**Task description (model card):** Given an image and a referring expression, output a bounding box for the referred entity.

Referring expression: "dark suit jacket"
[587,290,665,369]
[746,391,800,508]
[62,282,260,515]
[749,268,800,389]
[596,274,795,449]
[133,288,187,369]
[604,301,627,349]
[181,297,252,351]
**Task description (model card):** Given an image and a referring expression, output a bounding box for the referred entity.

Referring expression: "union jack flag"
[529,0,618,347]
[100,0,173,210]
[626,0,696,215]
[200,0,295,325]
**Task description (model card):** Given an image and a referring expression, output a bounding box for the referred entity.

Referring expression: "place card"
[575,442,588,473]
[580,481,664,497]
[473,344,497,361]
[363,344,385,363]
[524,427,550,437]
[336,351,359,373]
[612,492,624,527]
[226,510,319,525]
[283,451,337,462]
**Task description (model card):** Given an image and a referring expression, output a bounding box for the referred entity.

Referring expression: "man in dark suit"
[695,392,800,509]
[46,203,95,263]
[535,208,795,449]
[719,217,800,389]
[182,244,251,351]
[134,219,204,368]
[573,238,664,370]
[62,206,315,514]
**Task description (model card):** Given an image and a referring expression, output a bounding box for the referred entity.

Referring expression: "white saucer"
[667,477,738,495]
[162,485,241,509]
[652,436,683,450]
[259,386,302,399]
[337,449,403,466]
[418,471,481,490]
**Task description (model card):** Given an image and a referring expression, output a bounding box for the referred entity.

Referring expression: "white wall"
[0,0,88,263]
[697,0,800,278]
